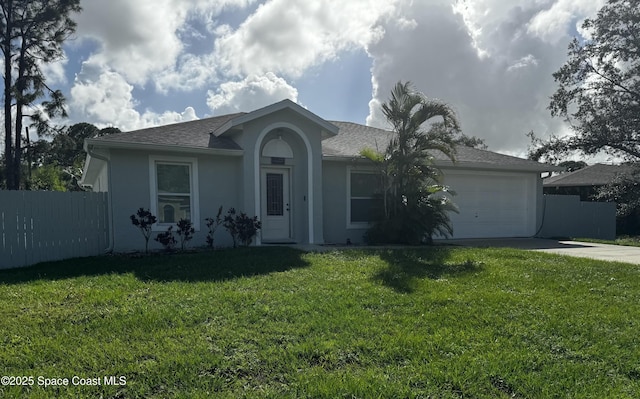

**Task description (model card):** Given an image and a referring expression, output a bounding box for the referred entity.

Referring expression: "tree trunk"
[13,34,27,190]
[13,101,22,189]
[25,126,31,188]
[3,0,14,189]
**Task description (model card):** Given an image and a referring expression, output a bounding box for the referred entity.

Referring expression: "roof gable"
[213,99,339,139]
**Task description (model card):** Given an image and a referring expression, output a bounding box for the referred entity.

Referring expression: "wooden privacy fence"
[0,191,109,269]
[538,195,616,240]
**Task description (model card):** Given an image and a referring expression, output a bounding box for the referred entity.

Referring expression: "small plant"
[223,208,239,248]
[155,226,177,252]
[223,208,262,247]
[176,218,195,251]
[236,212,262,246]
[130,208,157,253]
[205,206,224,249]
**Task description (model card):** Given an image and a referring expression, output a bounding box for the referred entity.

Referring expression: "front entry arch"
[254,123,314,245]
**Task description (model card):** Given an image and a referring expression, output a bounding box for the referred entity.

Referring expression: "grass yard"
[1,246,639,398]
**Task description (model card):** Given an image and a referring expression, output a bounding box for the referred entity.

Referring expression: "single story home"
[543,163,639,235]
[543,163,632,201]
[80,99,560,251]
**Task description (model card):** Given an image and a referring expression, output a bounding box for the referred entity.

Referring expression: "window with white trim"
[150,156,199,230]
[348,170,383,226]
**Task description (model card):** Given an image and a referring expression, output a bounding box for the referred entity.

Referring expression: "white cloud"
[366,0,604,154]
[507,54,539,72]
[527,0,606,43]
[63,0,609,157]
[70,65,199,131]
[213,0,397,78]
[74,0,258,87]
[206,72,298,114]
[76,0,185,85]
[154,53,219,93]
[41,58,69,86]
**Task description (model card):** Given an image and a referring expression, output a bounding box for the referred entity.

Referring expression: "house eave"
[436,160,565,173]
[79,154,101,187]
[84,139,244,156]
[322,155,363,162]
[543,182,605,188]
[322,154,563,172]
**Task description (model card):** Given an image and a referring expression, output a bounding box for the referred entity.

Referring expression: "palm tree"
[364,81,460,244]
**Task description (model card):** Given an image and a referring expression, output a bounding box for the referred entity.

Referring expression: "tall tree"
[363,81,460,244]
[24,123,120,191]
[557,160,588,173]
[530,0,640,162]
[1,0,81,189]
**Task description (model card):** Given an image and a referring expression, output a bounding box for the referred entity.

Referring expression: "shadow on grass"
[373,247,483,293]
[0,246,311,284]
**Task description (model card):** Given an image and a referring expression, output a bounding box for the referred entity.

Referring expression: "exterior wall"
[322,159,375,244]
[230,108,325,244]
[536,175,544,235]
[104,108,328,251]
[108,148,242,252]
[322,160,544,243]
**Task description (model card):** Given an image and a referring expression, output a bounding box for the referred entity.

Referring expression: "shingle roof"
[326,121,557,171]
[543,163,632,187]
[322,121,394,156]
[88,112,557,171]
[91,113,244,150]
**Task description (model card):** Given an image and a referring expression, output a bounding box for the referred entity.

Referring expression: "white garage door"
[442,170,538,239]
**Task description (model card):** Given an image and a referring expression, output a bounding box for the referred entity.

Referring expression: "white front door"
[261,168,291,241]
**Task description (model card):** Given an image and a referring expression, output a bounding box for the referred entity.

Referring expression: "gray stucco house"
[81,99,560,252]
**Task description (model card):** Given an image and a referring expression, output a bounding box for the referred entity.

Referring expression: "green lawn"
[1,247,639,398]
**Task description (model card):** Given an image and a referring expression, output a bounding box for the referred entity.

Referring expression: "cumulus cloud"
[74,0,258,87]
[75,0,186,85]
[213,0,397,77]
[206,72,298,114]
[41,58,69,86]
[63,0,608,155]
[366,0,602,155]
[70,65,199,131]
[527,0,606,43]
[154,53,219,93]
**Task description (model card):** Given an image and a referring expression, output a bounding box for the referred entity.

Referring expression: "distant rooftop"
[543,163,634,187]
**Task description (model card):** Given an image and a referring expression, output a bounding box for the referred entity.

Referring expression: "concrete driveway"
[443,238,640,265]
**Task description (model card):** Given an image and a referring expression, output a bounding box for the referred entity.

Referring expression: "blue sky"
[45,0,607,156]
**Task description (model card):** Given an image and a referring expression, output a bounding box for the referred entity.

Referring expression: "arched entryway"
[254,122,314,245]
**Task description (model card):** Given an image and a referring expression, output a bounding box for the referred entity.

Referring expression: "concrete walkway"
[443,238,640,265]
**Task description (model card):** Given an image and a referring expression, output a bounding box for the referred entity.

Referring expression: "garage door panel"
[442,171,536,239]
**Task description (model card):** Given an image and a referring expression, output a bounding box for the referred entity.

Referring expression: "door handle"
[286,203,290,212]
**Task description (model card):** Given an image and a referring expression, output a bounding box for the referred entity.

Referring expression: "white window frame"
[346,166,381,229]
[149,155,200,231]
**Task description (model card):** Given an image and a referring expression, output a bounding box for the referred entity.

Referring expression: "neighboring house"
[543,163,632,201]
[80,99,560,251]
[543,163,638,236]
